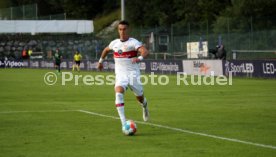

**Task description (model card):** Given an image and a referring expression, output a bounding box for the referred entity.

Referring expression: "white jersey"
[108,37,144,96]
[108,38,142,74]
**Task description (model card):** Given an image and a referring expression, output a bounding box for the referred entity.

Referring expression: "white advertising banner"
[182,60,223,76]
[186,41,208,58]
[0,20,93,34]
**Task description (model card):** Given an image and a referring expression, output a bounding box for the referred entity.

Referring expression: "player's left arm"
[138,46,149,58]
[132,46,149,63]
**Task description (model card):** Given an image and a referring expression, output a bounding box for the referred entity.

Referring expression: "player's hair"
[119,20,129,27]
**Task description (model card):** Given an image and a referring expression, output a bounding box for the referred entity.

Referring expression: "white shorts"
[115,71,144,96]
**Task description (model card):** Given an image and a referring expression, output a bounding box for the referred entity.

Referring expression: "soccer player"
[53,48,62,73]
[97,20,150,132]
[72,50,82,72]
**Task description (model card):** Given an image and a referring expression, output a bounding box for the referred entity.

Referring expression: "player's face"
[118,24,129,41]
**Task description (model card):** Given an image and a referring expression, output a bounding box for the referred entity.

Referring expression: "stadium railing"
[231,50,276,60]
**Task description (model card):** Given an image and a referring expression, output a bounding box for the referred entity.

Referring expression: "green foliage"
[93,9,120,33]
[214,0,276,32]
[2,0,275,33]
[126,0,230,28]
[0,1,11,8]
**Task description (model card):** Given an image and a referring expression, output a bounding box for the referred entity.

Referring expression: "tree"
[126,0,231,28]
[213,0,276,33]
[0,1,11,8]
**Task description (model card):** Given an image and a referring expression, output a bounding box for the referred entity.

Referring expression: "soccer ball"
[122,120,137,136]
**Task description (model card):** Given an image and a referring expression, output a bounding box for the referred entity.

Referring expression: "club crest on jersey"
[118,49,123,54]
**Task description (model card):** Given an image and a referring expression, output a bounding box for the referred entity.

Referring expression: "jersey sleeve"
[133,38,143,50]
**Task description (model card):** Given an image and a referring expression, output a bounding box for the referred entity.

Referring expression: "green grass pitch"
[0,68,275,157]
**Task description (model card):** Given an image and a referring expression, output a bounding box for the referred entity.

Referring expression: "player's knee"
[115,86,125,93]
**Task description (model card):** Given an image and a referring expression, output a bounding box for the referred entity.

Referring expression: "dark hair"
[119,20,129,26]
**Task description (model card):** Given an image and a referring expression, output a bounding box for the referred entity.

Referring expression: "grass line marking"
[1,109,275,150]
[0,110,77,114]
[78,109,276,150]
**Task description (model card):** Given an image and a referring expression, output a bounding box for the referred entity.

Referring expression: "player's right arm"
[97,46,111,71]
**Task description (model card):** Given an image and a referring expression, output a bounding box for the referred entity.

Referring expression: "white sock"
[115,93,126,126]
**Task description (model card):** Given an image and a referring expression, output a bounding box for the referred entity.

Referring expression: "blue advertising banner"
[0,59,183,74]
[223,60,276,78]
[0,59,26,68]
[2,59,274,78]
[86,60,183,74]
[145,60,183,74]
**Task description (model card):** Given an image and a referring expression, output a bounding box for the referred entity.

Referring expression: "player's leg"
[115,86,126,127]
[55,64,59,73]
[115,74,130,133]
[136,94,149,121]
[129,75,149,121]
[77,62,80,72]
[58,63,61,73]
[72,63,75,71]
[136,95,147,105]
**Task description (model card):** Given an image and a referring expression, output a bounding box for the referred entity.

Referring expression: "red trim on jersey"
[116,103,124,107]
[114,51,138,58]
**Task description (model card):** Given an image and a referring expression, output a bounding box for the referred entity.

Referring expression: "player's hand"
[132,58,142,64]
[97,63,103,71]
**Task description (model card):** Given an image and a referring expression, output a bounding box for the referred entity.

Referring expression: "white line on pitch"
[0,110,76,114]
[78,109,276,150]
[1,109,275,150]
